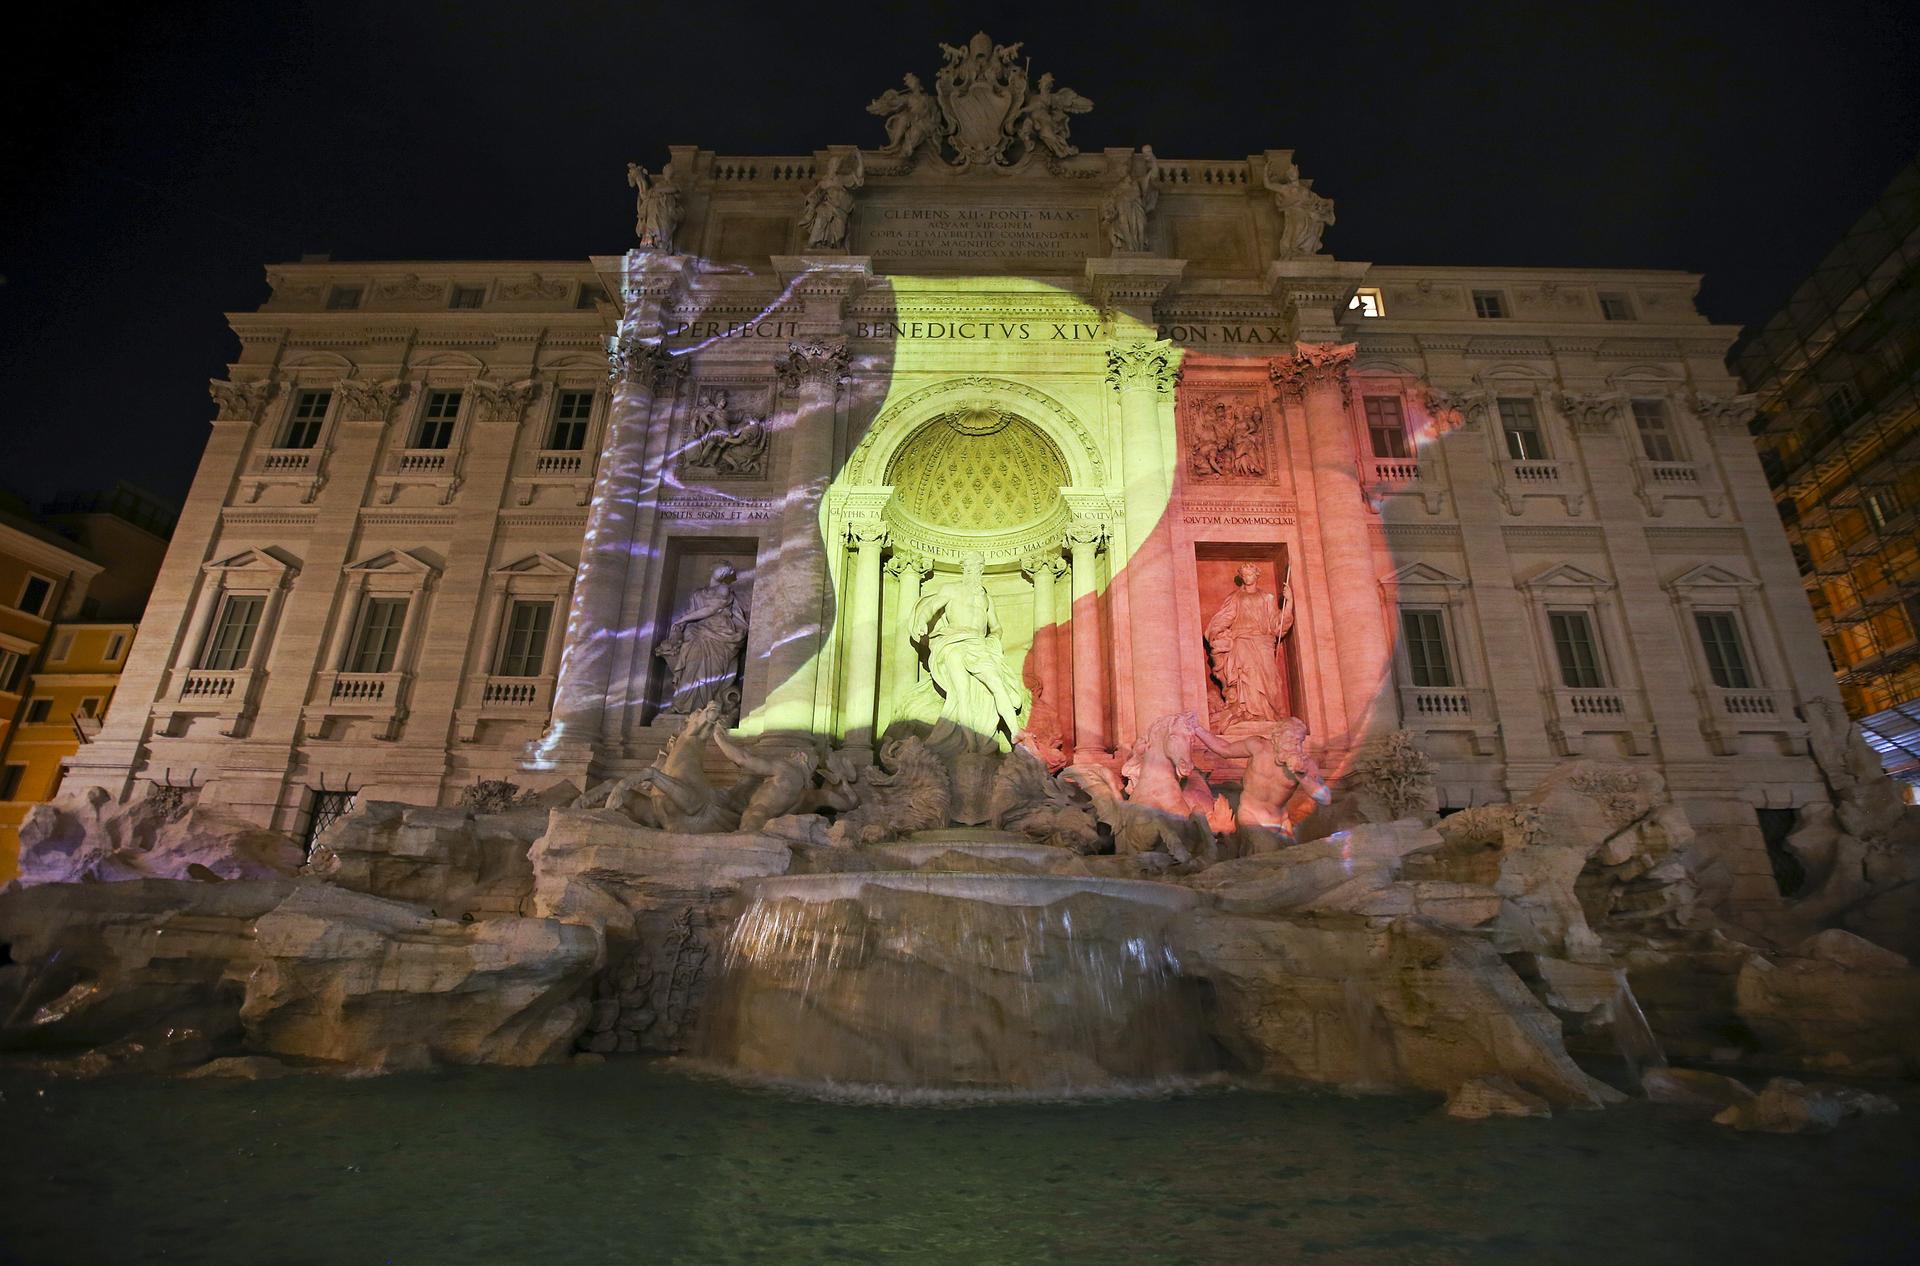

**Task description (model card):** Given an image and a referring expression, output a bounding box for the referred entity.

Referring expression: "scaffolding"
[1734,157,1920,784]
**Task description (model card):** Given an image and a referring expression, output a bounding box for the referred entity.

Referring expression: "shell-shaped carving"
[886,411,1068,531]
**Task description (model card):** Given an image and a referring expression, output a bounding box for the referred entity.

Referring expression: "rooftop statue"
[626,161,683,253]
[798,150,865,249]
[868,33,1092,167]
[1265,161,1335,257]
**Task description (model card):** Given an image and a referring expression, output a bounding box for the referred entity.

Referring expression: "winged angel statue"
[867,33,1093,167]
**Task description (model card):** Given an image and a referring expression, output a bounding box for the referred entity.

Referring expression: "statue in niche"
[1264,162,1335,257]
[1205,564,1294,726]
[1014,73,1094,160]
[867,73,945,161]
[912,554,1030,753]
[626,161,683,253]
[1189,399,1267,479]
[1100,147,1159,253]
[798,150,865,249]
[684,389,769,477]
[657,564,748,716]
[1194,717,1331,852]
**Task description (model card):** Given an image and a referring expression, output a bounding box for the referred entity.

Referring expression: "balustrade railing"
[394,450,448,473]
[1506,459,1562,484]
[534,452,583,475]
[330,673,393,702]
[177,669,244,700]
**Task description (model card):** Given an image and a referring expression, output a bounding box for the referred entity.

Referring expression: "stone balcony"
[512,449,594,506]
[454,674,556,741]
[1546,685,1652,756]
[1365,457,1444,514]
[155,666,259,737]
[307,671,411,740]
[1697,685,1808,755]
[1632,458,1725,517]
[373,448,461,505]
[1397,684,1498,754]
[240,446,326,504]
[1495,458,1586,516]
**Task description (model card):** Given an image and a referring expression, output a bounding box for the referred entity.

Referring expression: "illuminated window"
[347,598,408,674]
[449,285,485,310]
[1472,290,1508,319]
[1348,288,1385,318]
[1549,610,1607,688]
[1694,612,1754,689]
[496,601,554,677]
[1498,398,1545,460]
[1599,292,1635,321]
[1364,396,1409,458]
[281,389,332,449]
[1866,489,1901,530]
[1400,609,1455,687]
[198,594,265,671]
[575,284,607,310]
[325,285,362,310]
[16,574,54,617]
[414,390,462,449]
[25,698,52,723]
[1631,399,1681,462]
[548,390,594,450]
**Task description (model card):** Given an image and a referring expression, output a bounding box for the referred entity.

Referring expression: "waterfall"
[704,872,1218,1097]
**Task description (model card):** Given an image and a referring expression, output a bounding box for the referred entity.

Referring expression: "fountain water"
[704,856,1220,1096]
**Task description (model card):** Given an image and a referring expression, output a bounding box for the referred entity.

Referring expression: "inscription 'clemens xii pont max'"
[855,205,1099,261]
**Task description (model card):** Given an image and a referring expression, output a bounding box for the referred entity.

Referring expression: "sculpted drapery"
[1205,564,1295,725]
[658,565,748,715]
[912,555,1030,752]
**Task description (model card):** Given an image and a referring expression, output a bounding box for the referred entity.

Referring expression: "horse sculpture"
[630,702,739,833]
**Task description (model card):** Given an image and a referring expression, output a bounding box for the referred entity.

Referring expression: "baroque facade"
[62,36,1840,913]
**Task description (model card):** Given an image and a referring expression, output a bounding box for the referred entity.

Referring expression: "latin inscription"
[857,206,1099,262]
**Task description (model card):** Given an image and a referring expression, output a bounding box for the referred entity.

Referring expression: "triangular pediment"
[1520,562,1613,591]
[343,548,436,575]
[1385,561,1469,589]
[491,552,574,578]
[205,547,296,576]
[1666,563,1757,591]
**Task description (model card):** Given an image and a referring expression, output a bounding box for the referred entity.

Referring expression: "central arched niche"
[882,406,1070,563]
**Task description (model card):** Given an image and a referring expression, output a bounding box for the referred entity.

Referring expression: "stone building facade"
[61,40,1842,912]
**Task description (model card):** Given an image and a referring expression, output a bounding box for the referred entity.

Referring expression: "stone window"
[495,601,554,677]
[1694,611,1755,689]
[548,390,594,451]
[0,764,24,801]
[1631,399,1682,462]
[1549,610,1608,688]
[414,389,463,449]
[1599,292,1635,321]
[303,789,358,858]
[198,594,265,671]
[1472,289,1508,319]
[325,285,362,310]
[1400,608,1455,687]
[1822,382,1865,426]
[25,698,52,723]
[1348,287,1385,318]
[16,574,54,618]
[1497,398,1546,460]
[1364,396,1409,458]
[346,597,409,674]
[575,284,607,309]
[280,389,332,449]
[449,285,485,310]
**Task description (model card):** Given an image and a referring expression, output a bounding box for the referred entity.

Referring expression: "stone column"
[1106,340,1185,732]
[884,550,930,731]
[1272,342,1393,746]
[840,521,889,752]
[1067,519,1109,759]
[543,329,680,765]
[757,340,850,738]
[1022,550,1066,722]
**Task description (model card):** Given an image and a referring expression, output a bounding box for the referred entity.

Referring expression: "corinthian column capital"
[776,339,850,393]
[208,377,278,423]
[1269,341,1357,404]
[606,333,684,389]
[1104,339,1180,394]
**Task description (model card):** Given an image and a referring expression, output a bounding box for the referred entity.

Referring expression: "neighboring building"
[61,37,1840,919]
[0,510,103,867]
[0,486,175,874]
[1737,158,1920,788]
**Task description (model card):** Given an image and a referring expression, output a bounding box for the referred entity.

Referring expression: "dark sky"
[5,0,1917,509]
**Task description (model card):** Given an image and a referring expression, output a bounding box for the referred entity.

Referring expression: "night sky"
[5,0,1917,510]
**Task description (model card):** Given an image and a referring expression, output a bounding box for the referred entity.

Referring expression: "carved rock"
[1444,1075,1553,1119]
[13,788,304,888]
[1712,1077,1900,1134]
[304,799,547,920]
